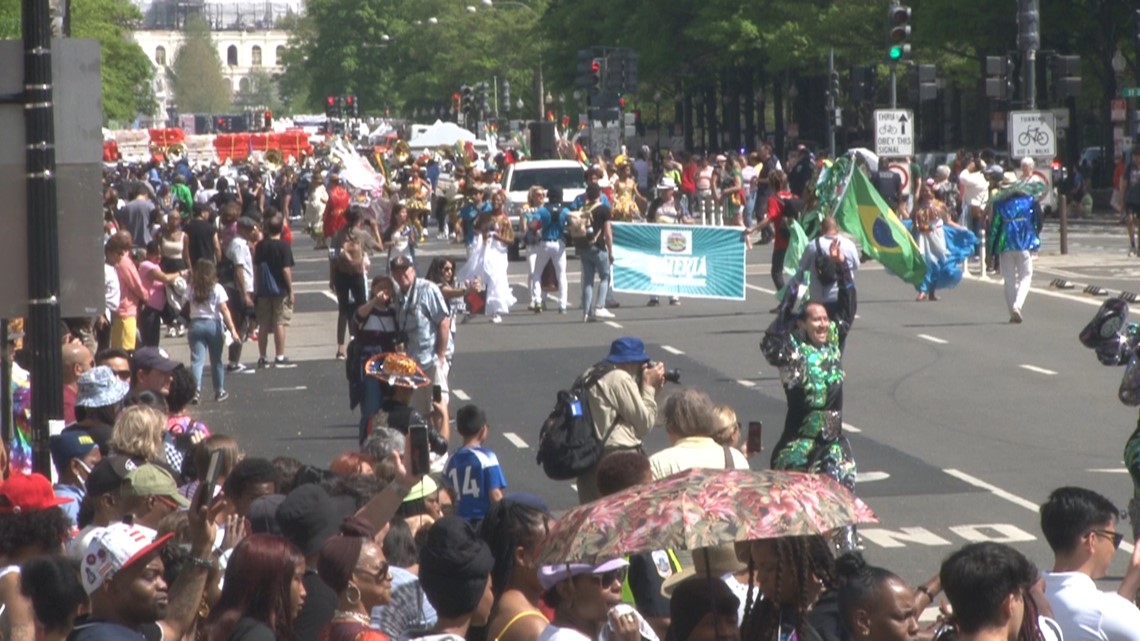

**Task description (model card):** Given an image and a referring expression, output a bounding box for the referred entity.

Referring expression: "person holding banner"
[579,184,615,323]
[644,178,690,307]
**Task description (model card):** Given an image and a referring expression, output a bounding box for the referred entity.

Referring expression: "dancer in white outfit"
[529,187,570,313]
[458,191,516,323]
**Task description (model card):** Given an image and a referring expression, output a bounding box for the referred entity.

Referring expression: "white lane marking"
[856,471,890,483]
[745,284,777,294]
[661,345,685,355]
[570,483,578,492]
[736,379,756,388]
[321,291,338,303]
[917,334,948,345]
[842,422,862,433]
[265,386,308,392]
[503,432,529,449]
[943,467,1136,554]
[964,272,1102,307]
[604,321,623,329]
[1019,364,1058,376]
[452,389,471,401]
[1089,468,1130,473]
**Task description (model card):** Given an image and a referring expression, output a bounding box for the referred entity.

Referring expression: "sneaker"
[606,299,621,309]
[669,298,681,306]
[647,298,660,307]
[335,351,346,360]
[215,390,229,402]
[586,315,598,323]
[166,326,178,338]
[1010,310,1023,324]
[593,308,616,319]
[190,391,200,405]
[226,362,248,373]
[250,328,260,342]
[274,356,297,368]
[257,357,270,369]
[491,314,503,324]
[558,307,567,314]
[176,325,186,337]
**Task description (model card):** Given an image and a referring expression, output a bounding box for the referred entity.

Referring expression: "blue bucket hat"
[607,337,650,364]
[76,366,130,408]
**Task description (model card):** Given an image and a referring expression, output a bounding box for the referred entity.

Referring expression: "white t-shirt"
[104,263,120,320]
[538,625,592,641]
[226,237,254,295]
[1044,571,1140,641]
[960,170,990,208]
[649,436,749,480]
[183,283,229,320]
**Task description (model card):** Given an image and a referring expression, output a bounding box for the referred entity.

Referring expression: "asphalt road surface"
[163,220,1140,613]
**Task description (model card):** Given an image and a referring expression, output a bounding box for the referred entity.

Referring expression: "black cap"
[84,455,135,498]
[389,255,414,271]
[276,484,356,557]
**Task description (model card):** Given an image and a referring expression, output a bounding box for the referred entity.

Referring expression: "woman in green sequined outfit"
[761,237,856,491]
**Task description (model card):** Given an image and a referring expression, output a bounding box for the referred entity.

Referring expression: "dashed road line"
[265,386,308,392]
[1019,364,1058,376]
[503,432,529,449]
[321,291,338,303]
[1088,467,1129,473]
[917,334,948,345]
[452,389,471,401]
[745,284,777,295]
[842,422,862,433]
[661,345,685,355]
[736,379,756,388]
[604,321,623,329]
[855,471,890,483]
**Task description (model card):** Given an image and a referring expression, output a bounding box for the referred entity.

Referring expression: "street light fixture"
[516,97,524,110]
[428,17,438,25]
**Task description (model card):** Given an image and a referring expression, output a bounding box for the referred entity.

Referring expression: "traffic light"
[828,70,840,101]
[608,49,638,94]
[1050,55,1081,102]
[1018,0,1039,51]
[911,64,937,102]
[460,84,473,118]
[590,58,604,92]
[887,5,911,61]
[345,95,358,118]
[850,66,875,103]
[984,56,1014,101]
[216,115,228,133]
[574,49,596,90]
[264,110,273,130]
[325,96,337,118]
[501,80,510,114]
[336,96,345,118]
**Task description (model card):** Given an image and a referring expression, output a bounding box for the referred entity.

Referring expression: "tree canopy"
[167,14,229,113]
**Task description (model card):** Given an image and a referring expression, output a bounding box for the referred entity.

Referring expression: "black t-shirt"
[788,158,814,197]
[185,218,217,266]
[756,156,778,195]
[230,618,277,641]
[591,205,612,250]
[253,238,295,296]
[627,551,673,618]
[294,569,337,641]
[240,188,260,218]
[210,191,238,210]
[871,170,902,205]
[68,618,160,641]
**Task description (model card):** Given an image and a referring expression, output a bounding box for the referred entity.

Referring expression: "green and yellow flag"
[836,167,926,287]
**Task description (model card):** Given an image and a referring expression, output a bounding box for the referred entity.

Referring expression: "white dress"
[458,227,516,317]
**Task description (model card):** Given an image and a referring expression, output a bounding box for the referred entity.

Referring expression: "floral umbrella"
[539,468,878,564]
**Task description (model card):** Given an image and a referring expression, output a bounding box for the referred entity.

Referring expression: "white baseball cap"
[81,522,174,594]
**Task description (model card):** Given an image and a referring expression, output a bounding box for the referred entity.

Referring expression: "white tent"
[408,120,486,150]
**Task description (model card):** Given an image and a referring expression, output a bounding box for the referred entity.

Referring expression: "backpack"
[536,363,617,480]
[257,262,283,297]
[814,238,838,286]
[567,204,600,253]
[336,234,366,275]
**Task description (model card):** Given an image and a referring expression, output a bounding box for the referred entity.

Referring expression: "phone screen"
[203,450,223,500]
[409,425,430,476]
[747,421,763,454]
[432,384,442,404]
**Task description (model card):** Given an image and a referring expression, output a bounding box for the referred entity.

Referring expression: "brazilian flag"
[836,169,926,287]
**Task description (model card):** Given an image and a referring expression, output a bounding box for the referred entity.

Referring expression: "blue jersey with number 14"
[445,445,507,521]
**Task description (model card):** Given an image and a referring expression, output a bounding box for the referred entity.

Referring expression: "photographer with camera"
[576,337,668,504]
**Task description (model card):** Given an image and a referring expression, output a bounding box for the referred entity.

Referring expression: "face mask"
[76,459,93,480]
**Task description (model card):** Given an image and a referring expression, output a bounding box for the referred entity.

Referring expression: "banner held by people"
[611,223,746,301]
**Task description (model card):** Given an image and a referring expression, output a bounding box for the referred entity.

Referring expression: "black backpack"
[814,238,838,286]
[536,363,617,480]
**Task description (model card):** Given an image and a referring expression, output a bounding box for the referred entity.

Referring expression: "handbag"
[257,262,283,297]
[464,288,486,315]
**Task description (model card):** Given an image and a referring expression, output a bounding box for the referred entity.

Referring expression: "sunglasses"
[1093,529,1124,549]
[111,369,132,380]
[586,567,628,586]
[355,561,391,582]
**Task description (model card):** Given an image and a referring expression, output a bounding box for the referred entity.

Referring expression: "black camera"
[647,361,682,384]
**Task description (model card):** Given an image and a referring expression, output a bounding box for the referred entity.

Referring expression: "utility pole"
[827,48,837,158]
[1019,0,1039,110]
[22,0,64,474]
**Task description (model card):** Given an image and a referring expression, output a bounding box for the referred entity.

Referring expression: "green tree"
[0,0,157,122]
[233,68,283,111]
[167,14,229,113]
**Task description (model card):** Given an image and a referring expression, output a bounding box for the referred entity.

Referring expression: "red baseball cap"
[0,472,74,513]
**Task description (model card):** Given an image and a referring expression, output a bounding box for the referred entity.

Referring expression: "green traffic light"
[889,45,902,60]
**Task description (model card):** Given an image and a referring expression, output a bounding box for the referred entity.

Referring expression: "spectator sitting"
[648,389,749,480]
[223,457,278,519]
[414,516,495,640]
[61,365,131,456]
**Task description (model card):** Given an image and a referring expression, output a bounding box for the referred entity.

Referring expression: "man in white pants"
[988,173,1041,323]
[529,187,570,313]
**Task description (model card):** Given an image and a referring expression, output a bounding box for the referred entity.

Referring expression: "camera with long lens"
[647,361,681,384]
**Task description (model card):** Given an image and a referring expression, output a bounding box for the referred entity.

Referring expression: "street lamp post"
[654,90,662,158]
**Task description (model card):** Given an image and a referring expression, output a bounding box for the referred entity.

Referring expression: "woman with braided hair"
[739,535,838,641]
[479,497,553,641]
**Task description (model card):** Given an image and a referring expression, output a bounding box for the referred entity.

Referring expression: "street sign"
[990,112,1006,132]
[1124,87,1140,98]
[873,109,914,157]
[1113,99,1127,123]
[1008,110,1056,159]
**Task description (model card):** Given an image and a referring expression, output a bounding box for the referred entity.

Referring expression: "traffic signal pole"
[1019,0,1039,110]
[889,63,897,109]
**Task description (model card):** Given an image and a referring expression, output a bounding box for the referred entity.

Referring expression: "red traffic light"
[591,60,600,72]
[326,96,335,105]
[345,96,354,105]
[618,97,626,109]
[264,110,272,118]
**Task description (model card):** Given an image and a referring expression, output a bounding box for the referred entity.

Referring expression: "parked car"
[500,160,586,258]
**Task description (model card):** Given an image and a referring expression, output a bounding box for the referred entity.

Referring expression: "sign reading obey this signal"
[874,109,915,157]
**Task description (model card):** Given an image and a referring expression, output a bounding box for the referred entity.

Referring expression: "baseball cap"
[389,255,414,271]
[131,347,181,374]
[81,522,174,594]
[0,472,73,513]
[538,558,628,591]
[277,484,357,557]
[84,455,136,498]
[121,464,191,508]
[50,431,98,467]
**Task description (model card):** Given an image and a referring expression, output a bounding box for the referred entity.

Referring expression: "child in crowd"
[443,404,506,524]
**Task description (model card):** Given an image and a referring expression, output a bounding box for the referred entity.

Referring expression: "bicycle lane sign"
[1008,110,1056,159]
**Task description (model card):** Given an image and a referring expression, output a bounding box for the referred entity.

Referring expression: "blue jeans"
[580,247,610,315]
[188,318,224,395]
[358,368,385,444]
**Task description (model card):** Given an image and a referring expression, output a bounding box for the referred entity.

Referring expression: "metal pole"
[1025,49,1037,110]
[493,75,499,118]
[22,0,63,476]
[827,48,837,159]
[536,54,545,122]
[889,61,897,109]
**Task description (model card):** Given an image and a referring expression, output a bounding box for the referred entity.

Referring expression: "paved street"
[162,220,1140,606]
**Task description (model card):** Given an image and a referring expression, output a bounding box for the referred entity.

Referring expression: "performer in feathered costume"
[1080,298,1140,539]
